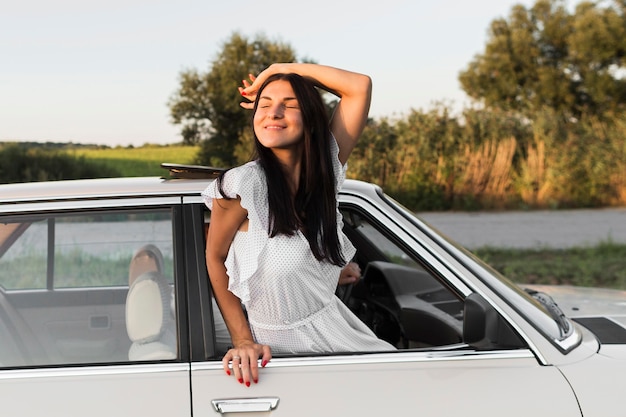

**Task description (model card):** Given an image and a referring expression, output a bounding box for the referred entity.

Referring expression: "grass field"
[70,145,200,177]
[474,241,626,290]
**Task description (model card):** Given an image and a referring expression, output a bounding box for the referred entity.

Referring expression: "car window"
[0,209,178,367]
[203,202,525,357]
[382,194,577,351]
[341,208,466,349]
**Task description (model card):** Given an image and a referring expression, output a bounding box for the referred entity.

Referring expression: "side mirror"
[464,293,525,350]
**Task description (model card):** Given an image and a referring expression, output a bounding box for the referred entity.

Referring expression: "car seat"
[125,245,177,360]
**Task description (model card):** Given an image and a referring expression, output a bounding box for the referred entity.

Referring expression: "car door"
[191,351,579,416]
[189,199,582,416]
[0,201,191,416]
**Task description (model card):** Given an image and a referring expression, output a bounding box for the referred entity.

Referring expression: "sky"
[1,0,538,147]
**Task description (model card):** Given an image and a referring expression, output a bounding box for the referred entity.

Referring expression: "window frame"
[0,199,192,368]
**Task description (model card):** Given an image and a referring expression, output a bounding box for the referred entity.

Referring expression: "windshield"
[381,193,580,353]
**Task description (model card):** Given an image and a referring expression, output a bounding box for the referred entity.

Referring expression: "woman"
[204,63,394,387]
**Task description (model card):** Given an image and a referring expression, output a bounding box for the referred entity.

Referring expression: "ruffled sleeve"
[202,161,269,303]
[329,133,357,263]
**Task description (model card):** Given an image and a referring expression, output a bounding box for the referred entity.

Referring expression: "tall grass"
[351,106,626,211]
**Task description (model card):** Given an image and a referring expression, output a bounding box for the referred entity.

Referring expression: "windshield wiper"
[525,289,571,338]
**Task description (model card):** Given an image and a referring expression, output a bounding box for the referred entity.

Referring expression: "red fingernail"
[226,370,231,376]
[238,378,243,384]
[261,360,268,367]
[254,378,258,384]
[245,381,251,387]
[241,91,247,96]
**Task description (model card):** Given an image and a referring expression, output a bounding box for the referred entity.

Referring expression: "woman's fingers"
[239,73,260,100]
[250,345,272,384]
[233,355,246,385]
[222,354,232,376]
[224,344,271,386]
[240,350,263,387]
[338,262,361,285]
[261,345,272,368]
[223,350,242,381]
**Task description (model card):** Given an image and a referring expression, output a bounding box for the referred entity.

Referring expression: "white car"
[0,164,624,416]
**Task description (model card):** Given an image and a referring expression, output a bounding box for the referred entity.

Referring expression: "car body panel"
[0,364,190,416]
[192,352,581,416]
[558,353,625,417]
[1,173,625,416]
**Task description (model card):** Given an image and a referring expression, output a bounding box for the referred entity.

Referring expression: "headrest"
[126,271,172,344]
[128,244,165,287]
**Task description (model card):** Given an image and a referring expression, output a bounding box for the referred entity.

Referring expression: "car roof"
[0,176,213,204]
[0,175,381,205]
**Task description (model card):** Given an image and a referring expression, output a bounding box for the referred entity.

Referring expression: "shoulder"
[226,160,263,179]
[223,160,270,231]
[202,161,265,208]
[221,161,265,191]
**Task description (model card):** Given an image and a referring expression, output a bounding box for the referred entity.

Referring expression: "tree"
[168,32,297,167]
[459,0,626,119]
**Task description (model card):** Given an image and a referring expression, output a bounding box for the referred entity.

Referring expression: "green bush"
[0,143,119,184]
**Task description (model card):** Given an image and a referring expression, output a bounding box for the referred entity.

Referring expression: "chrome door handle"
[211,397,280,414]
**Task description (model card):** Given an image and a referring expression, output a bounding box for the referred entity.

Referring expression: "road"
[416,207,626,249]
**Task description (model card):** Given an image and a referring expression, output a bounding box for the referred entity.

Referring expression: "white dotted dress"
[202,136,395,354]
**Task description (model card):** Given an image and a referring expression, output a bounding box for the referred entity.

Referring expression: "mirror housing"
[464,293,525,350]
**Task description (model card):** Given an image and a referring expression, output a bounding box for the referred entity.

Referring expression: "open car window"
[203,204,527,357]
[340,207,466,349]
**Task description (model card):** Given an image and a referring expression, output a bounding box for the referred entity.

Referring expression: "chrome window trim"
[0,363,189,380]
[183,195,205,204]
[0,197,182,214]
[553,332,582,352]
[192,348,536,371]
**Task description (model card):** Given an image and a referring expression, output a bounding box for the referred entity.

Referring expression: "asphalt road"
[416,207,626,249]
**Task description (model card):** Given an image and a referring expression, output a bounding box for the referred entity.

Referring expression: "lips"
[264,124,286,130]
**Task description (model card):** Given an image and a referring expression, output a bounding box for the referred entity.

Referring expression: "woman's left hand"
[338,262,361,285]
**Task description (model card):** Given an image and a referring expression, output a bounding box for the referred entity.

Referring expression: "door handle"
[211,397,280,414]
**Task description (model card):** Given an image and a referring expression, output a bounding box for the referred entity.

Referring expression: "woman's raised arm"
[239,63,372,165]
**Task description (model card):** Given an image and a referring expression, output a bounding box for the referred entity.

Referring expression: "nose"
[267,104,284,119]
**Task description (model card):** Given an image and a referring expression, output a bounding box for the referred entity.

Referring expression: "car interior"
[338,208,465,349]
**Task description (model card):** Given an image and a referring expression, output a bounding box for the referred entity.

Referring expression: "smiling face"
[253,79,305,153]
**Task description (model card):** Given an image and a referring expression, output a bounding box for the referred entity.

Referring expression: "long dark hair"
[219,72,345,266]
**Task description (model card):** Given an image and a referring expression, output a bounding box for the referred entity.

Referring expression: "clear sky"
[1,0,537,147]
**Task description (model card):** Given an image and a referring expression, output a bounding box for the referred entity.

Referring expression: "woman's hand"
[223,341,272,386]
[239,73,258,110]
[238,64,292,109]
[338,262,361,285]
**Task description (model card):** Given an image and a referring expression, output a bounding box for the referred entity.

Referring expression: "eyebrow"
[258,95,298,102]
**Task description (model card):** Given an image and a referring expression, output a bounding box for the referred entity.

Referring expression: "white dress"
[202,137,395,354]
